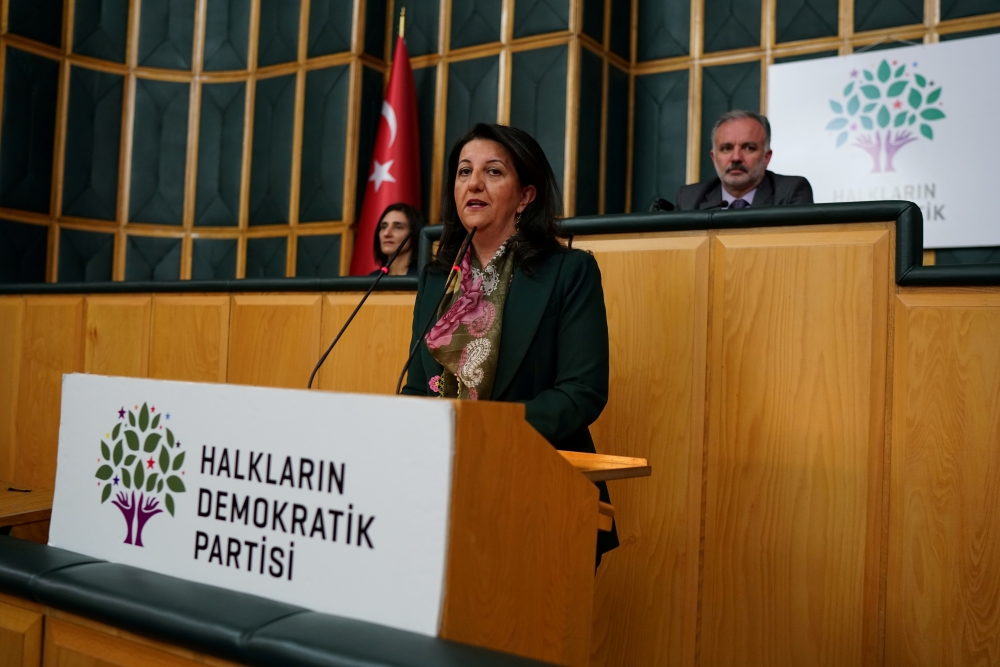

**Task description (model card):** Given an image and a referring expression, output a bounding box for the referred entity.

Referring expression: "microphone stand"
[307,229,415,389]
[394,226,477,395]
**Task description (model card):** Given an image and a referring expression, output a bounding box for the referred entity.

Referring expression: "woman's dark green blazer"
[402,247,620,561]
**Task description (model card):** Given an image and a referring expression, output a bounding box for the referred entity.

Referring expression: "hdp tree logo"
[825,58,946,172]
[94,403,186,546]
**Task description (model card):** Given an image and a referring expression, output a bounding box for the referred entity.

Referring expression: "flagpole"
[398,7,405,39]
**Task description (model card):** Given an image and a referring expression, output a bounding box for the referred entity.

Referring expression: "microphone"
[649,198,675,212]
[394,226,478,395]
[703,200,729,210]
[307,228,415,389]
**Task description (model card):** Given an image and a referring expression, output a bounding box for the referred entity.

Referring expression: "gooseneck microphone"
[307,229,415,389]
[703,200,730,210]
[394,226,477,395]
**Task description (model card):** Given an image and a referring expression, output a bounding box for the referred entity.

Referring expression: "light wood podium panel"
[227,295,322,389]
[0,598,42,667]
[886,291,1000,667]
[0,298,25,482]
[149,296,230,383]
[83,297,151,378]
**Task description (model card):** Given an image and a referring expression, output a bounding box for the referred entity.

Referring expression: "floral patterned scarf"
[425,242,514,400]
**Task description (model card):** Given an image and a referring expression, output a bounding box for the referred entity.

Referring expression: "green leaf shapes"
[894,64,905,78]
[921,108,945,121]
[863,70,874,81]
[908,88,922,110]
[861,85,881,100]
[908,114,916,125]
[101,484,112,503]
[826,118,848,130]
[124,454,136,466]
[122,468,132,488]
[915,73,926,88]
[113,441,123,466]
[151,414,161,430]
[139,404,149,431]
[887,81,908,97]
[920,123,933,139]
[144,432,161,453]
[894,111,907,127]
[112,423,121,440]
[927,88,941,104]
[167,476,186,493]
[135,460,145,489]
[165,494,175,516]
[877,105,890,129]
[172,451,185,471]
[843,82,854,96]
[166,429,175,447]
[863,102,877,113]
[847,95,860,116]
[159,446,169,473]
[158,480,164,493]
[860,116,874,130]
[128,411,136,427]
[830,100,843,114]
[96,465,113,480]
[125,430,139,451]
[877,60,891,82]
[836,131,849,147]
[146,473,158,493]
[101,441,110,460]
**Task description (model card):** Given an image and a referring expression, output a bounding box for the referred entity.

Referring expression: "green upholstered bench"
[0,536,554,667]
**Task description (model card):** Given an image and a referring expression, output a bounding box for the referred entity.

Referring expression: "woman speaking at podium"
[401,123,619,565]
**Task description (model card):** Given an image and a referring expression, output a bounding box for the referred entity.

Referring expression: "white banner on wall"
[49,374,455,637]
[767,33,1000,248]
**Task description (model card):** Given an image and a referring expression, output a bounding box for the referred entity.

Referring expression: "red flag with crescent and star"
[349,35,421,276]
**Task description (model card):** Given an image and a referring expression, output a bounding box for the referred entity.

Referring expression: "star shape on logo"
[165,413,170,420]
[893,100,902,109]
[850,69,858,77]
[146,457,155,469]
[113,476,120,486]
[151,406,156,413]
[118,407,125,419]
[368,159,397,192]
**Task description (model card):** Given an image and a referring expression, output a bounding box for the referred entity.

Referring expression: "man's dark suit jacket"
[676,170,813,210]
[403,248,620,561]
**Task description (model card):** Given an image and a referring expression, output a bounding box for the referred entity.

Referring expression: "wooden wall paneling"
[148,296,230,383]
[701,226,891,667]
[15,297,84,489]
[0,298,25,481]
[886,290,1000,667]
[576,234,709,667]
[83,296,152,378]
[0,599,42,667]
[228,295,322,388]
[317,292,415,394]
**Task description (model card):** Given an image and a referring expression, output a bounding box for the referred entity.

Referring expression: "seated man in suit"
[676,110,813,210]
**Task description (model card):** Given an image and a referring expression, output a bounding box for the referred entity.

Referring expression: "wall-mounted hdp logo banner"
[768,33,1000,249]
[51,374,455,636]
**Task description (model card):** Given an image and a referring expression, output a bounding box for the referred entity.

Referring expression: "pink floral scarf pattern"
[425,243,514,400]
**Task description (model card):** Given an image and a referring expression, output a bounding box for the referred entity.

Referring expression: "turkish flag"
[349,36,421,276]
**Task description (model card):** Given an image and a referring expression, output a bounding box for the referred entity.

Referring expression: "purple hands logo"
[94,403,186,546]
[826,58,946,172]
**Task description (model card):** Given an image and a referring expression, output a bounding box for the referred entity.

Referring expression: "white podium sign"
[49,374,455,637]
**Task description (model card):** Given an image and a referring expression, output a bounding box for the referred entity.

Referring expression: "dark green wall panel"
[354,66,384,220]
[609,0,630,59]
[638,0,690,60]
[704,0,760,52]
[125,235,181,281]
[296,234,341,277]
[575,48,602,216]
[130,79,189,225]
[73,0,129,63]
[582,0,604,43]
[364,0,387,58]
[854,0,922,31]
[776,0,837,43]
[774,49,838,63]
[300,65,349,222]
[942,0,1000,19]
[258,0,300,67]
[514,0,569,38]
[399,3,439,57]
[450,0,502,49]
[0,219,47,283]
[245,236,286,278]
[249,74,295,225]
[445,56,498,163]
[936,247,1000,264]
[633,69,688,212]
[700,61,759,182]
[0,48,59,214]
[196,82,245,226]
[413,65,437,218]
[7,0,63,48]
[62,66,123,220]
[307,0,353,57]
[605,64,628,214]
[510,45,567,191]
[204,0,250,70]
[58,227,113,282]
[138,0,196,69]
[192,238,237,279]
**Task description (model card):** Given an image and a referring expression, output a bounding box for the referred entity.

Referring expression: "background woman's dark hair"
[434,123,564,274]
[373,202,425,268]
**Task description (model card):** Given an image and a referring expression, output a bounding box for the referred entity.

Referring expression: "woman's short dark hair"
[373,202,425,268]
[435,123,564,274]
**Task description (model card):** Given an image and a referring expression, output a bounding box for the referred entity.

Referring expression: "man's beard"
[720,162,762,188]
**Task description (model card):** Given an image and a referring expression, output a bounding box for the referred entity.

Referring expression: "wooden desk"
[0,483,53,527]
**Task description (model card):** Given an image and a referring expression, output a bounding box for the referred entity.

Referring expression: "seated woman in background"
[401,122,619,566]
[371,203,425,276]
